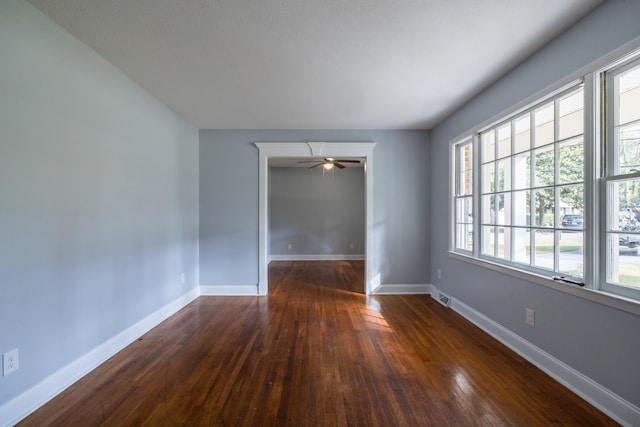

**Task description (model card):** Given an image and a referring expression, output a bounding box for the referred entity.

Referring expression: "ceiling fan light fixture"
[297,157,360,169]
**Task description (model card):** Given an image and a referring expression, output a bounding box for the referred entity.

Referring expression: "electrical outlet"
[180,273,185,284]
[349,243,354,250]
[526,308,535,327]
[3,349,19,376]
[437,269,442,280]
[287,243,292,250]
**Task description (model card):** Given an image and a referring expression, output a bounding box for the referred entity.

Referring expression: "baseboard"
[199,285,259,296]
[0,287,200,427]
[428,286,640,427]
[371,284,431,295]
[269,254,365,261]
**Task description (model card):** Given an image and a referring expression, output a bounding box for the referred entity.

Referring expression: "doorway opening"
[255,142,377,295]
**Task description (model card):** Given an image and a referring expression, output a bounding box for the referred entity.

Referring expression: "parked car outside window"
[561,214,583,228]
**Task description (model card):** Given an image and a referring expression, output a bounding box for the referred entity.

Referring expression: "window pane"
[616,122,640,174]
[497,124,511,158]
[482,162,495,193]
[495,193,511,225]
[607,234,640,288]
[558,89,583,140]
[465,143,473,168]
[458,143,473,195]
[533,188,554,227]
[482,226,495,256]
[482,194,495,224]
[534,145,554,187]
[559,137,584,184]
[497,158,511,191]
[534,102,554,147]
[512,190,530,226]
[496,227,511,260]
[559,184,583,230]
[513,152,530,189]
[458,170,473,195]
[482,132,495,163]
[609,178,640,232]
[534,229,554,270]
[456,197,471,223]
[559,230,583,277]
[513,227,530,264]
[618,64,640,126]
[456,224,473,251]
[514,114,530,153]
[607,177,640,290]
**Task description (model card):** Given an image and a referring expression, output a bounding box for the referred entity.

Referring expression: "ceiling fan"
[297,157,360,170]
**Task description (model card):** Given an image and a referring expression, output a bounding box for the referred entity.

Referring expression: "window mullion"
[529,114,535,267]
[473,134,481,257]
[554,98,560,272]
[493,130,499,258]
[510,120,515,262]
[583,74,597,290]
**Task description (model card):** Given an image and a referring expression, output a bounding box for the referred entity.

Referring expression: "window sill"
[448,251,640,316]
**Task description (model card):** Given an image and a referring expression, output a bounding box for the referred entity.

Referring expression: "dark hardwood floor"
[19,261,617,426]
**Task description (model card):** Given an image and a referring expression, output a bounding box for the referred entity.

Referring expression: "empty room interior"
[2,0,640,425]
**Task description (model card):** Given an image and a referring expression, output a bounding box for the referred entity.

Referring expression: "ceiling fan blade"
[298,160,323,163]
[334,163,346,169]
[334,159,360,163]
[309,163,323,168]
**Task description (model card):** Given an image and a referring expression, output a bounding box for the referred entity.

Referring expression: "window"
[603,58,640,299]
[451,47,640,305]
[454,139,473,252]
[478,85,585,277]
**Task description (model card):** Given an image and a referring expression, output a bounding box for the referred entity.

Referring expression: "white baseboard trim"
[269,254,365,261]
[199,285,259,296]
[429,286,640,427]
[0,288,200,427]
[371,284,431,295]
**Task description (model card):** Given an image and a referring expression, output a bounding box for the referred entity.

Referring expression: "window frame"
[449,42,640,315]
[600,56,640,300]
[452,138,474,254]
[475,85,586,279]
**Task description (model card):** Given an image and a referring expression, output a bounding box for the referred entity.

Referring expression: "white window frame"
[452,138,474,254]
[449,41,640,316]
[600,56,640,301]
[476,84,586,279]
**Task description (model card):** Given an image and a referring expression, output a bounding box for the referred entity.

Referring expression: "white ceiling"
[27,0,603,130]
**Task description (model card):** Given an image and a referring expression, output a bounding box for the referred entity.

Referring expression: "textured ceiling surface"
[27,0,603,129]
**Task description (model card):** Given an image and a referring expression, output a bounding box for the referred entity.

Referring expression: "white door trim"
[254,142,377,295]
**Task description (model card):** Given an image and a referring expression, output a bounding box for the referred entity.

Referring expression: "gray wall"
[0,0,199,407]
[270,167,365,256]
[430,0,640,407]
[199,130,430,287]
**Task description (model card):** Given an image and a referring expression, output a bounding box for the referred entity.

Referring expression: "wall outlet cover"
[3,349,19,376]
[526,308,535,327]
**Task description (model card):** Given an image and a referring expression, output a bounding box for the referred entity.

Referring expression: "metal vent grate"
[437,292,451,307]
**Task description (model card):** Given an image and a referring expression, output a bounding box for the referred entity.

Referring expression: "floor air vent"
[437,292,451,307]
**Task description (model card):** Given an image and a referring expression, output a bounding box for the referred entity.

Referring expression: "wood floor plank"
[19,261,617,426]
